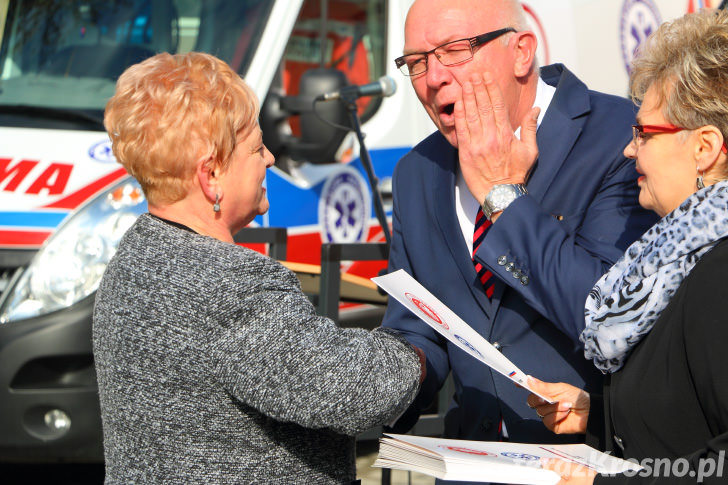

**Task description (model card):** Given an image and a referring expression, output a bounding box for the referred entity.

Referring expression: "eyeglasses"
[394,27,517,77]
[632,124,728,153]
[631,124,685,147]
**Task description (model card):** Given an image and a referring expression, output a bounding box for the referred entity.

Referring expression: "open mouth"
[441,103,455,116]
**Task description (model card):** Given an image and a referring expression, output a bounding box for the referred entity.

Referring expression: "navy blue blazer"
[382,64,659,445]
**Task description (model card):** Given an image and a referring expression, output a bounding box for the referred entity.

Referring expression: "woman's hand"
[526,376,590,434]
[542,458,597,484]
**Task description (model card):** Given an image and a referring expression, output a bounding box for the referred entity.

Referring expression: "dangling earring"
[213,194,221,212]
[696,167,705,190]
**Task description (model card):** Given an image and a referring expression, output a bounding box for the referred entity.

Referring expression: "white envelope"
[372,269,554,403]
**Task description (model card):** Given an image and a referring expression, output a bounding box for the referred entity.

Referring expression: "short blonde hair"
[105,52,259,205]
[630,9,728,145]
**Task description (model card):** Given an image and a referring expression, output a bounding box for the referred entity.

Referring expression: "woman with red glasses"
[527,9,728,484]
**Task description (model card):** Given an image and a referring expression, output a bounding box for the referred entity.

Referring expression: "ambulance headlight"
[0,178,146,323]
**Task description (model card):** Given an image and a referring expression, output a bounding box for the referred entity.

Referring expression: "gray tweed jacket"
[93,214,421,484]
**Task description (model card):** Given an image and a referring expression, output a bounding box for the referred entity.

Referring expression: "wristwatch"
[482,183,528,220]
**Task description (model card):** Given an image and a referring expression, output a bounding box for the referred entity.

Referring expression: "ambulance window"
[189,0,274,74]
[3,1,177,78]
[0,0,181,111]
[283,0,387,124]
[0,0,274,117]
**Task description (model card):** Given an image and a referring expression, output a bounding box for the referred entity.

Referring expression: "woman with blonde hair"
[94,52,424,484]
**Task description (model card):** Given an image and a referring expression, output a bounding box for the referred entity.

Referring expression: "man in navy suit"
[381,0,658,457]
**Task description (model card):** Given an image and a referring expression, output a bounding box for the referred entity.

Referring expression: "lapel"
[439,65,592,321]
[431,146,496,319]
[485,66,591,316]
[528,64,591,202]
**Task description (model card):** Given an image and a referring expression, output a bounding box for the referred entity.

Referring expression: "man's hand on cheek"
[454,72,539,204]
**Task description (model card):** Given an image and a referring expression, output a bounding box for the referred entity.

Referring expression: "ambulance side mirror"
[261,68,350,165]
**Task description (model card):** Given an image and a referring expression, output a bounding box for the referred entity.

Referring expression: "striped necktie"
[473,206,495,298]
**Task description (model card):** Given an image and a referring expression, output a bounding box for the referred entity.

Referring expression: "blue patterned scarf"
[581,181,728,373]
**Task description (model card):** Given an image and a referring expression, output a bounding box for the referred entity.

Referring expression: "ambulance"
[0,0,704,464]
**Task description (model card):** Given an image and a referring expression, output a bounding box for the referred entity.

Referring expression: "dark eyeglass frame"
[632,124,728,154]
[394,27,517,77]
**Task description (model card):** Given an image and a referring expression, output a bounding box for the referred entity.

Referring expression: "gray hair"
[630,9,728,143]
[504,1,538,67]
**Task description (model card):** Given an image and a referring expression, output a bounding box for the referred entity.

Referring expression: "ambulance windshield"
[0,0,273,118]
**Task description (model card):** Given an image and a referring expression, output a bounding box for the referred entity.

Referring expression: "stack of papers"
[375,434,641,484]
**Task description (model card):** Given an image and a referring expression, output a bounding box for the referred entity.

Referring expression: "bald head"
[405,0,528,35]
[401,0,539,146]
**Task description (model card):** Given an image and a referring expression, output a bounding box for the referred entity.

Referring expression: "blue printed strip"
[0,211,69,229]
[267,146,409,227]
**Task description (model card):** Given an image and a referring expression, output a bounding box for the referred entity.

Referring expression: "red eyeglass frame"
[632,124,728,154]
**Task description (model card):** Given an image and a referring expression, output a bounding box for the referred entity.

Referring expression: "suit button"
[512,269,522,279]
[520,275,530,286]
[505,262,515,272]
[481,418,493,431]
[493,341,502,351]
[497,255,507,265]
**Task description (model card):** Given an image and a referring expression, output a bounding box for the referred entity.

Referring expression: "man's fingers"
[454,98,470,148]
[462,80,481,126]
[521,107,540,140]
[471,74,494,120]
[520,106,540,157]
[481,73,511,134]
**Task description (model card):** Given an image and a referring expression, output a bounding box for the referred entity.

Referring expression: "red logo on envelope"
[441,445,494,456]
[405,292,449,330]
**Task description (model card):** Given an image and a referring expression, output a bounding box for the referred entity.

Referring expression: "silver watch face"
[483,184,527,218]
[490,185,519,207]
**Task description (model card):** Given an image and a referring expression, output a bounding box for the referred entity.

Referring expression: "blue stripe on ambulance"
[0,211,68,229]
[254,146,409,227]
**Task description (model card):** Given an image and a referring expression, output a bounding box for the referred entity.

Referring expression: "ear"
[513,31,538,78]
[196,154,221,203]
[695,125,726,173]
